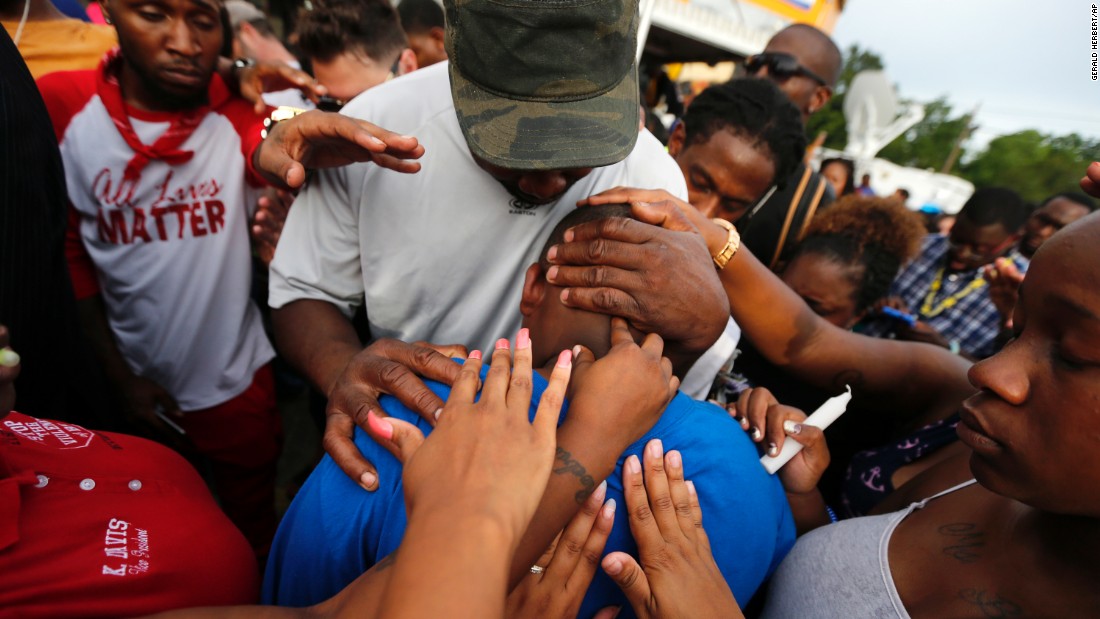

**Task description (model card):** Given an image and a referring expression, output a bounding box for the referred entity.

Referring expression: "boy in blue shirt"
[263,205,796,617]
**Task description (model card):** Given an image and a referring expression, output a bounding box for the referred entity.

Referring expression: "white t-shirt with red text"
[40,71,274,411]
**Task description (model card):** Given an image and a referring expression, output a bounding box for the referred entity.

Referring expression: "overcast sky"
[832,0,1100,150]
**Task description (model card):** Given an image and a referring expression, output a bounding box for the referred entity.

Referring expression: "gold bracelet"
[261,106,309,139]
[711,218,740,270]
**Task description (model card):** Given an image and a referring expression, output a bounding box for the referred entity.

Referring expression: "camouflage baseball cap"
[445,0,640,171]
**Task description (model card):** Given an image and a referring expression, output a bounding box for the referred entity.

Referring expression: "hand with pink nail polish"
[600,446,744,619]
[505,482,617,619]
[372,331,576,619]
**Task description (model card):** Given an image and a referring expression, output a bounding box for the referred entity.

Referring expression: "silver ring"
[529,565,545,575]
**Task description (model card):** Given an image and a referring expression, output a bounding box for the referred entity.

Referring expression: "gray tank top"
[760,479,978,619]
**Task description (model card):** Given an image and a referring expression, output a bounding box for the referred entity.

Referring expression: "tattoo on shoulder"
[959,588,1023,617]
[554,446,596,504]
[939,522,985,563]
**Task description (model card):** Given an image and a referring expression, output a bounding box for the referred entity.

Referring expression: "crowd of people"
[3,0,1100,616]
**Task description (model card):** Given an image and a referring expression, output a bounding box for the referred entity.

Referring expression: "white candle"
[761,385,852,475]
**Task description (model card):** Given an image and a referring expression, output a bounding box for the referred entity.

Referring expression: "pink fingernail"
[556,349,572,368]
[603,498,617,520]
[547,265,559,281]
[564,228,575,242]
[495,338,510,350]
[516,328,530,350]
[547,245,558,261]
[469,350,482,360]
[572,345,582,358]
[366,410,393,441]
[686,480,697,496]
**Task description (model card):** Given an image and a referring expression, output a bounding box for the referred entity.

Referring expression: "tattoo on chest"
[553,447,597,504]
[939,522,985,563]
[958,588,1023,617]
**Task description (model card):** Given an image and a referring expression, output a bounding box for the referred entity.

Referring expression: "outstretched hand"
[506,481,617,619]
[600,440,743,619]
[364,329,572,535]
[236,60,328,115]
[256,111,425,189]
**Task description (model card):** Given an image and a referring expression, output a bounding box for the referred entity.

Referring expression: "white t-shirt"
[45,71,275,411]
[270,62,732,397]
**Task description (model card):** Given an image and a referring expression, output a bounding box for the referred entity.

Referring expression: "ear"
[519,263,548,317]
[429,26,446,50]
[807,85,832,116]
[397,48,418,76]
[667,121,686,158]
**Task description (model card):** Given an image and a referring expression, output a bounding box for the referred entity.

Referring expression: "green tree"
[878,97,972,170]
[960,131,1100,203]
[805,44,884,149]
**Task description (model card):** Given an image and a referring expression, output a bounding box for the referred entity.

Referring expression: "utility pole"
[941,104,980,174]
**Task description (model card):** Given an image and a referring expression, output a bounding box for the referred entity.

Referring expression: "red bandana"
[95,49,214,183]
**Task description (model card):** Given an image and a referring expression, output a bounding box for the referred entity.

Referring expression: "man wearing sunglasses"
[736,24,842,269]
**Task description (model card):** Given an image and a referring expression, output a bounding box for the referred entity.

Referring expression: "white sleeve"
[268,164,366,318]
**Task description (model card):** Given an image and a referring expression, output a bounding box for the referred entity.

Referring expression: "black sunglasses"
[317,95,346,112]
[744,52,827,86]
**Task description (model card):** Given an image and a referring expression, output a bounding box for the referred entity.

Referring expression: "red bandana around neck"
[95,49,211,183]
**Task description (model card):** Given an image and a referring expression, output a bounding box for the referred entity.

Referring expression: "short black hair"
[958,187,1029,232]
[539,205,634,273]
[1041,191,1097,212]
[397,0,444,35]
[296,0,407,64]
[681,78,806,189]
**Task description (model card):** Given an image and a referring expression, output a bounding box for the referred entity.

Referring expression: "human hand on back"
[600,440,744,619]
[363,329,570,538]
[322,338,465,491]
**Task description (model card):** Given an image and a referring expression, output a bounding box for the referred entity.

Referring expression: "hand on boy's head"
[563,319,679,453]
[545,203,729,372]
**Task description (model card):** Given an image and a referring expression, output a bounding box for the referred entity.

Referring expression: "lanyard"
[919,267,987,319]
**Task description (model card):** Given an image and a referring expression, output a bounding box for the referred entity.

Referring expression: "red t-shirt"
[0,412,259,617]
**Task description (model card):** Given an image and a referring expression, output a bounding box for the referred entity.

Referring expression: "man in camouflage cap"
[258,0,729,542]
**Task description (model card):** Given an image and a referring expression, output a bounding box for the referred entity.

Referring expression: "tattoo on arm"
[553,446,596,504]
[938,522,985,563]
[372,552,397,573]
[830,369,866,392]
[958,588,1022,617]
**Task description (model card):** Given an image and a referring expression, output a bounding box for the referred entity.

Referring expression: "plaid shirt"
[858,234,1029,358]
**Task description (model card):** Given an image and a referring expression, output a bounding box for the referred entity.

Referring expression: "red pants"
[178,364,282,558]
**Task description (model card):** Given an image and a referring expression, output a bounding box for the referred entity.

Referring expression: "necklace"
[919,266,987,319]
[12,0,30,46]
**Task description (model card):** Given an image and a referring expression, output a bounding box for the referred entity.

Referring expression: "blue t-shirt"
[263,366,795,617]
